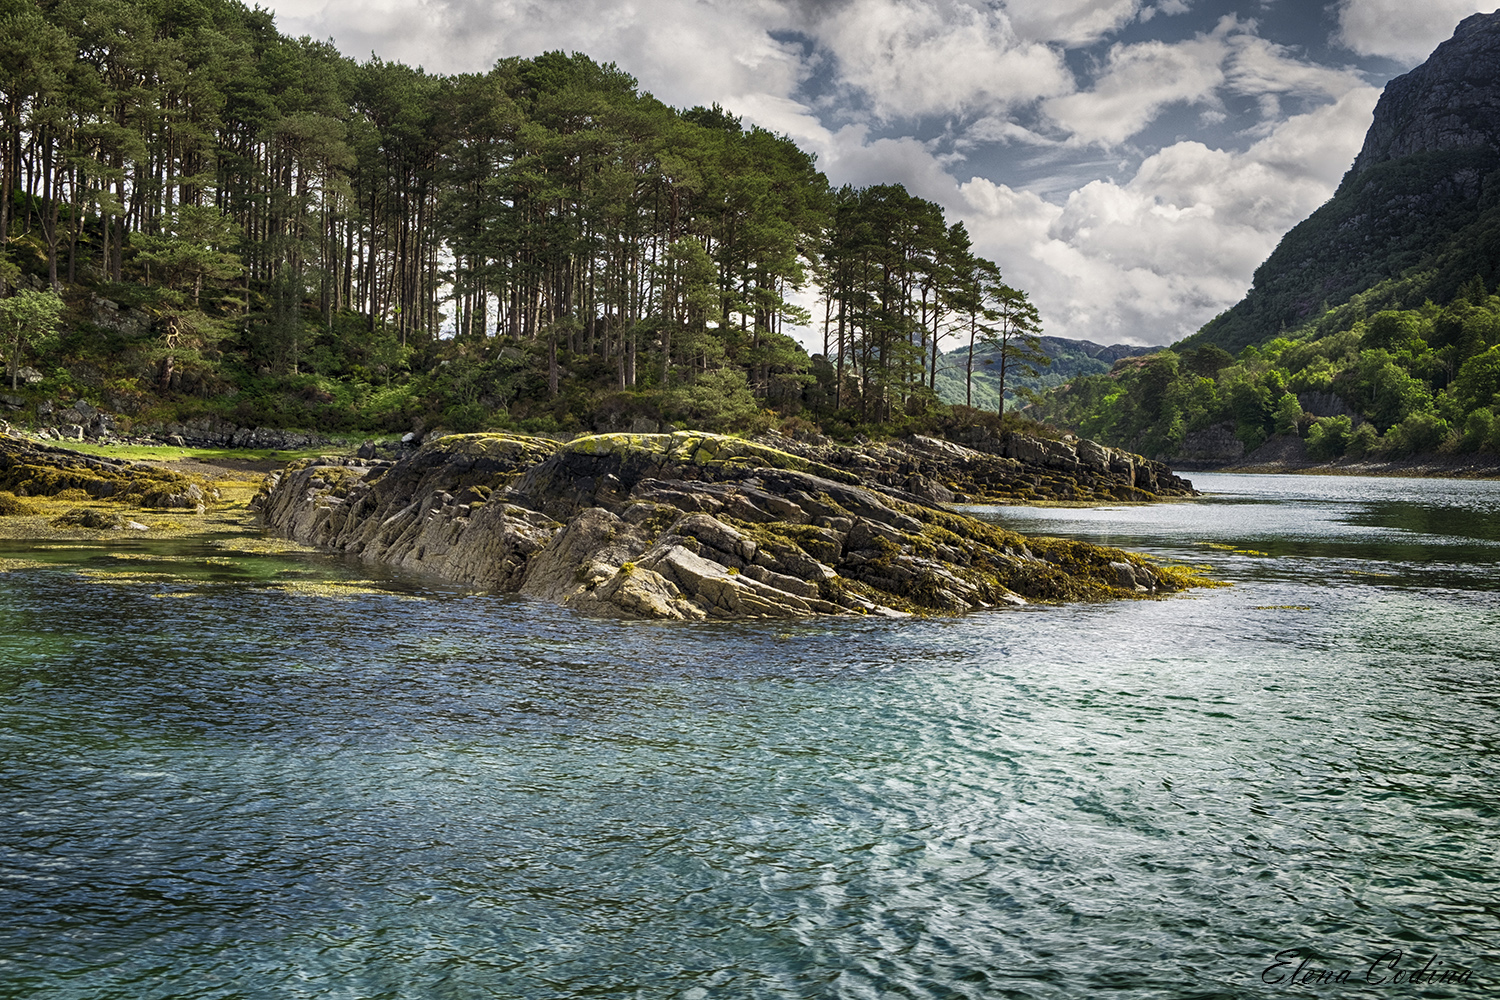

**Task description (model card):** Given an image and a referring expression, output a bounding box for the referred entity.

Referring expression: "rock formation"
[257,430,1200,620]
[1350,12,1500,176]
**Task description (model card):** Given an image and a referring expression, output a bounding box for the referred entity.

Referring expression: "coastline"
[1182,455,1500,479]
[3,429,1219,616]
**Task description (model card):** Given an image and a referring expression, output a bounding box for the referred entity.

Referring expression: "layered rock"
[759,430,1193,503]
[257,430,1200,620]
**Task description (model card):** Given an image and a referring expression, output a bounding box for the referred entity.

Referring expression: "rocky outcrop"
[764,430,1195,503]
[1350,12,1500,176]
[257,430,1201,621]
[1173,422,1246,469]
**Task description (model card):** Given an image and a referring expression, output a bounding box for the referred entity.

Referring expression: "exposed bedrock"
[256,430,1198,620]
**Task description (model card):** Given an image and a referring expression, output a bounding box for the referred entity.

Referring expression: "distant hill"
[933,336,1159,411]
[1181,11,1500,354]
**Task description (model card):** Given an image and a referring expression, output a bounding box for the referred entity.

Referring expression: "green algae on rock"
[0,432,221,513]
[259,430,1211,620]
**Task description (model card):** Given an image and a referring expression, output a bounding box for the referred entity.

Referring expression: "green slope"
[933,337,1158,412]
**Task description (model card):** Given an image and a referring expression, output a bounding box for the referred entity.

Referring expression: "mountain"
[934,336,1159,411]
[1182,11,1500,353]
[1027,15,1500,466]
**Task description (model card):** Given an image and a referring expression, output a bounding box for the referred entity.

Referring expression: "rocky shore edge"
[255,430,1203,620]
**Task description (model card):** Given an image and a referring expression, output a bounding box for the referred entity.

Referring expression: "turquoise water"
[1,473,1496,998]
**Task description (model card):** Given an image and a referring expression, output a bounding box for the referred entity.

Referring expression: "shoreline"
[1179,456,1500,479]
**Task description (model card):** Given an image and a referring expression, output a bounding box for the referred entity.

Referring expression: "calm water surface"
[1,472,1496,999]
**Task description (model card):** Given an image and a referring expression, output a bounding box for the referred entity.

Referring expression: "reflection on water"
[0,473,1496,999]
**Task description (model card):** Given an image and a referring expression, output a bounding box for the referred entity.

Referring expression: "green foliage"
[1384,411,1450,457]
[1451,348,1500,412]
[1031,296,1500,463]
[0,288,65,389]
[3,2,1049,439]
[657,367,764,432]
[1458,407,1497,453]
[1272,392,1303,435]
[1343,350,1434,431]
[1362,310,1426,354]
[1346,422,1382,458]
[1305,415,1351,460]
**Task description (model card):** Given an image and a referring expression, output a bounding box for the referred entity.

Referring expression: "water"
[1,473,1496,999]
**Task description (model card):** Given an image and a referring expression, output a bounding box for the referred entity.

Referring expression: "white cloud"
[1334,0,1494,64]
[810,0,1074,119]
[1002,0,1145,46]
[1041,23,1231,145]
[822,128,971,202]
[959,87,1381,345]
[267,0,808,112]
[1038,15,1367,145]
[1225,33,1368,100]
[962,116,1064,147]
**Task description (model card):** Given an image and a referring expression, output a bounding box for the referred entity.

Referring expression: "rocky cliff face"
[256,430,1199,621]
[1350,12,1500,176]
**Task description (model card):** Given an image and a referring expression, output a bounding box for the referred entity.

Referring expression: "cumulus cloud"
[1003,0,1146,46]
[959,86,1381,345]
[1334,0,1495,63]
[809,0,1074,119]
[1041,23,1231,145]
[269,0,808,112]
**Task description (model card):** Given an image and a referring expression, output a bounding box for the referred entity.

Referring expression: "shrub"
[1345,422,1382,458]
[1305,415,1352,460]
[1384,412,1450,457]
[1458,408,1497,453]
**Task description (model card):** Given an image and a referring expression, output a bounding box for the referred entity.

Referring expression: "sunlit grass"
[62,441,356,466]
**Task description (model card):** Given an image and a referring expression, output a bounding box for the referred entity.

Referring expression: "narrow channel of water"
[1,473,1495,998]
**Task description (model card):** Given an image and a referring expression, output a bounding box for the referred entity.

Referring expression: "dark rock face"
[1350,13,1500,176]
[258,430,1200,621]
[1173,422,1246,469]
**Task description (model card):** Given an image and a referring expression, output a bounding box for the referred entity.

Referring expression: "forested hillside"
[0,0,1043,439]
[1029,285,1500,461]
[1179,12,1500,357]
[934,336,1157,413]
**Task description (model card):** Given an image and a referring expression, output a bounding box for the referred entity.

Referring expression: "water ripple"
[2,475,1497,997]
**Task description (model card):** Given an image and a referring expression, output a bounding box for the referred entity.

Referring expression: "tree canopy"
[0,0,1042,436]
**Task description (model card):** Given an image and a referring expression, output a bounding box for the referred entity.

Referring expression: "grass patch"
[63,441,354,466]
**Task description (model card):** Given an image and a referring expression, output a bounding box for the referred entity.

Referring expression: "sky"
[261,0,1499,348]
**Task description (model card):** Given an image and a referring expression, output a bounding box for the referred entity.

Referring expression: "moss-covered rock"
[0,432,219,510]
[259,429,1213,620]
[0,491,38,516]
